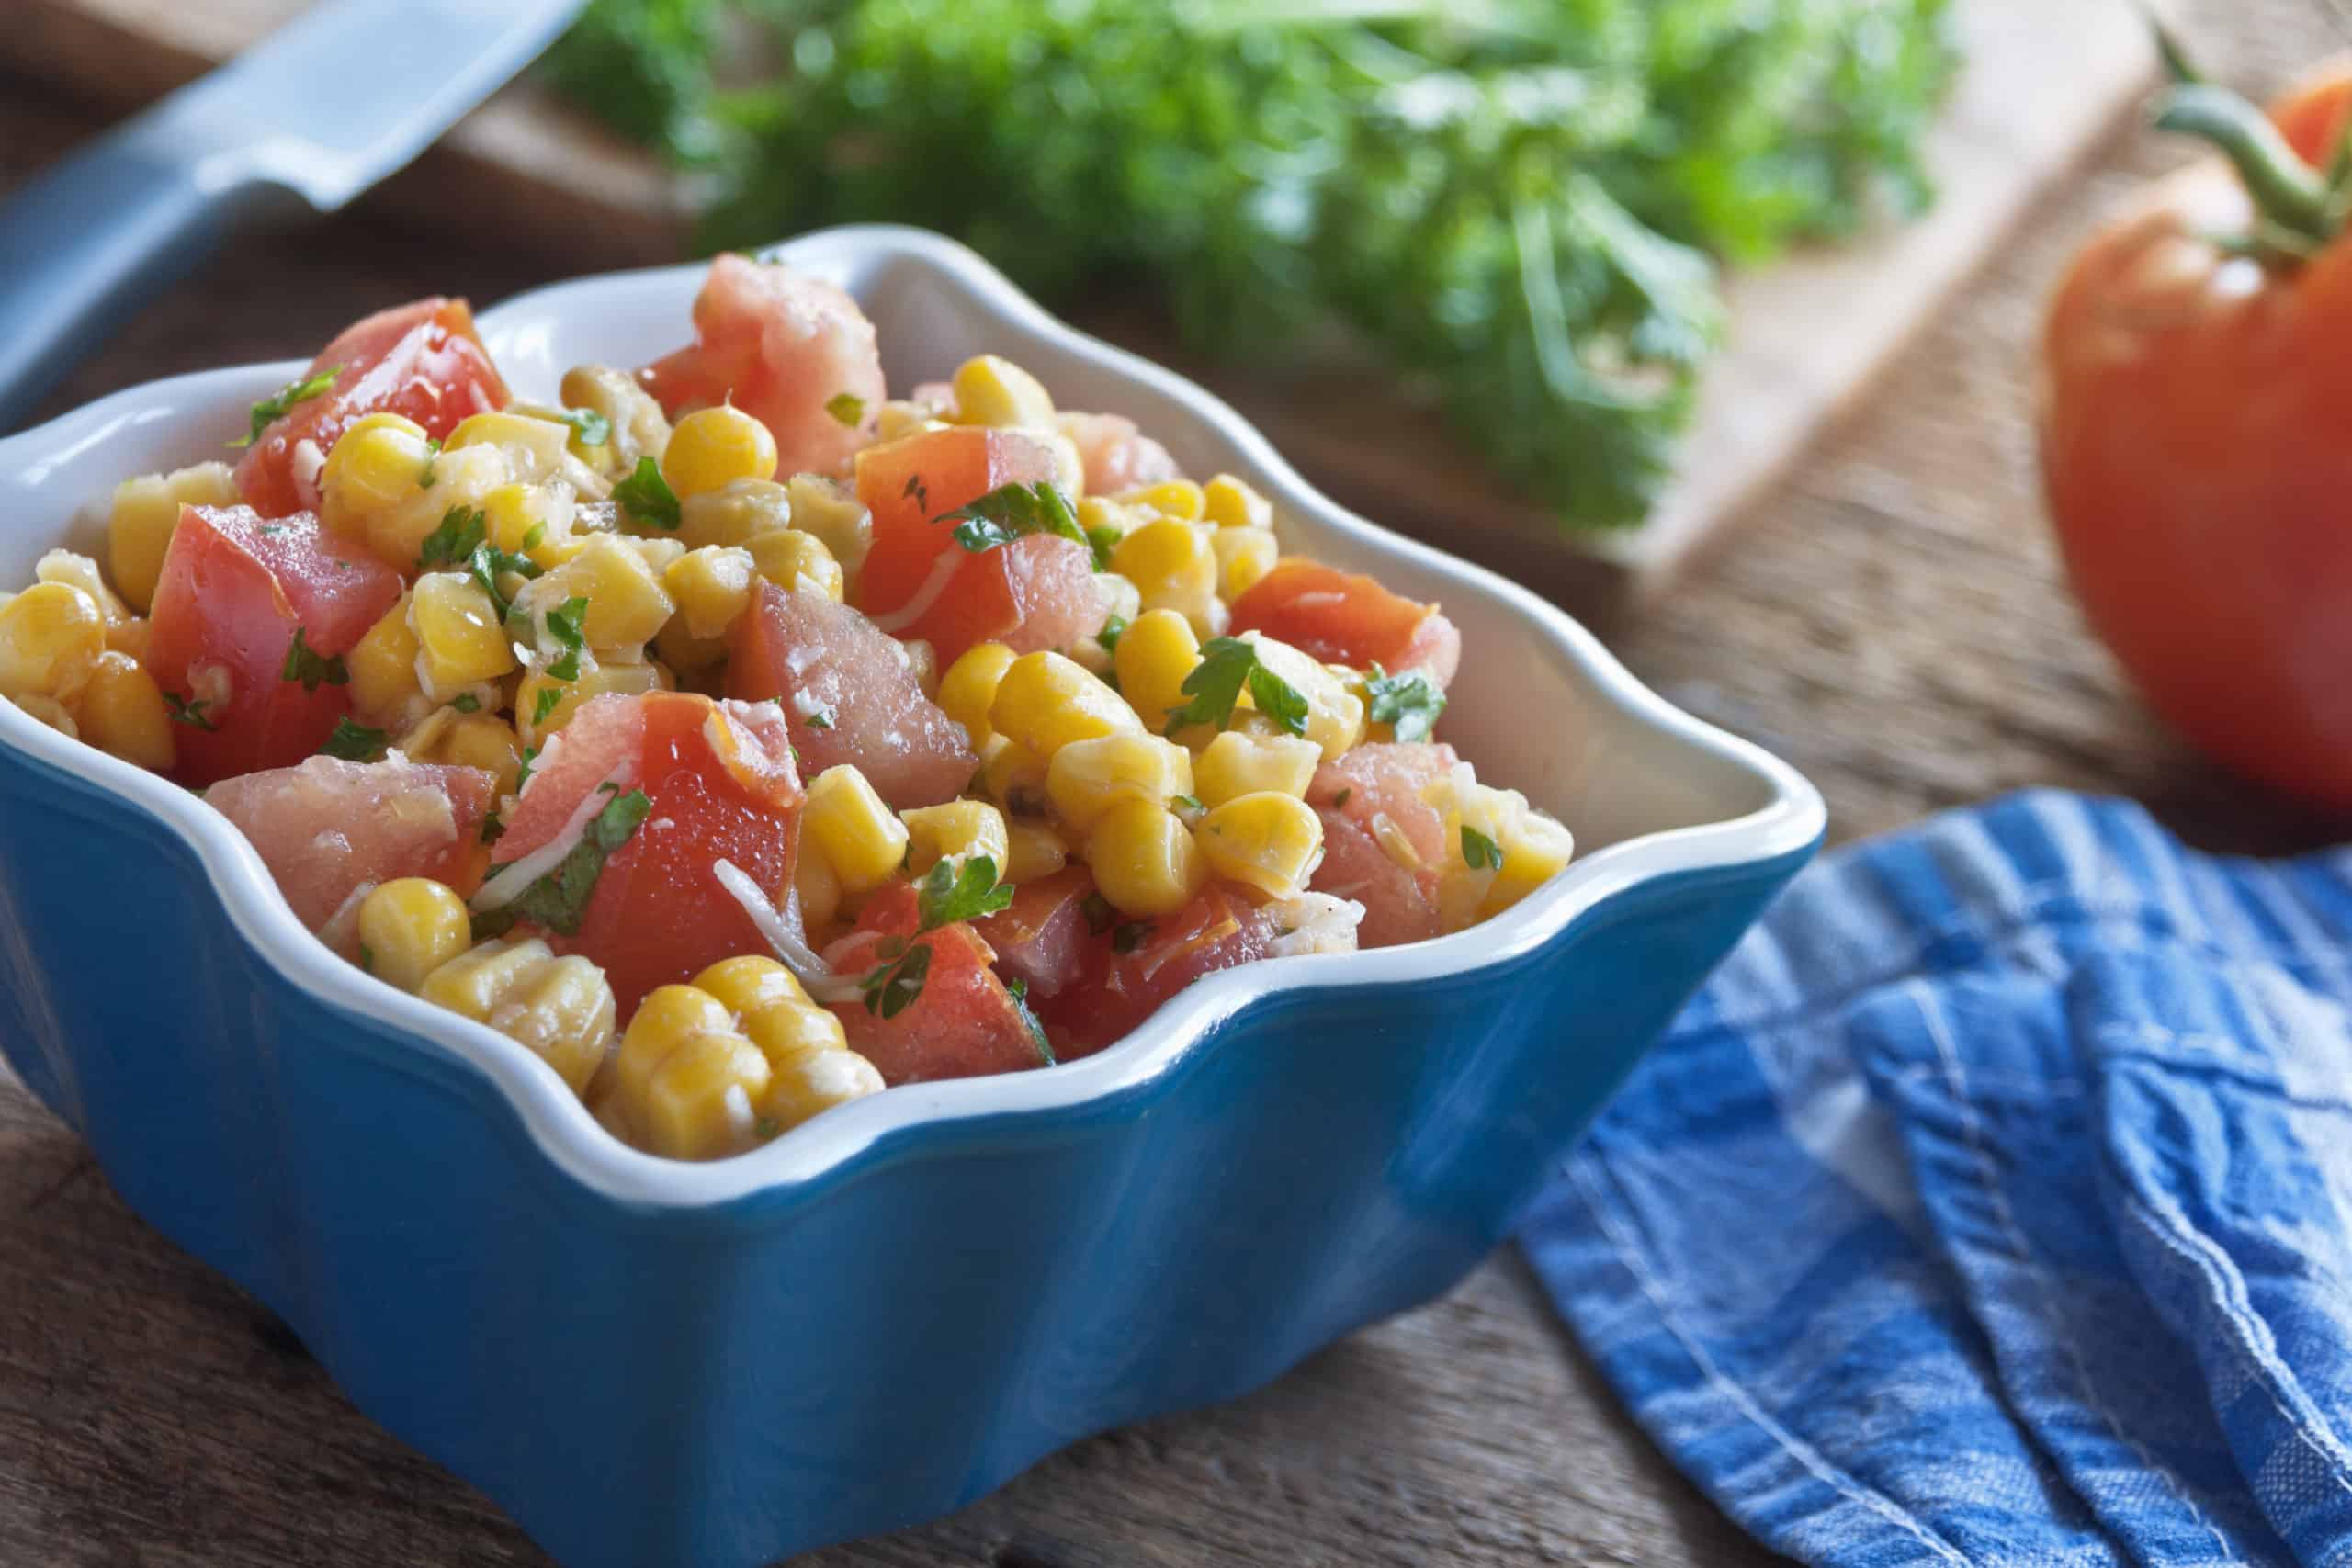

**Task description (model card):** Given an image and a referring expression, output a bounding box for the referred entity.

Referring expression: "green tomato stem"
[2154,84,2335,249]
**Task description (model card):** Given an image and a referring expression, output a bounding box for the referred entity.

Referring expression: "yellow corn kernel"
[949,354,1056,429]
[1075,496,1148,547]
[662,405,779,499]
[1046,732,1193,835]
[348,592,424,721]
[1111,608,1201,738]
[900,799,1010,876]
[0,582,106,703]
[324,414,507,567]
[938,641,1016,746]
[1086,797,1207,919]
[409,710,525,795]
[875,400,947,442]
[1123,479,1206,522]
[1212,525,1279,601]
[409,572,517,700]
[743,528,844,603]
[989,650,1142,761]
[1202,473,1274,531]
[356,878,472,991]
[480,481,574,570]
[1112,517,1221,635]
[525,535,675,653]
[446,411,577,488]
[677,477,791,550]
[560,364,673,479]
[108,461,239,612]
[1196,791,1324,899]
[325,412,434,512]
[1092,572,1143,630]
[803,764,910,894]
[516,656,672,747]
[615,985,737,1105]
[420,936,616,1096]
[691,954,810,1021]
[104,617,150,663]
[1193,730,1320,807]
[628,1010,773,1160]
[760,1044,886,1134]
[976,733,1050,818]
[36,551,128,625]
[902,637,940,700]
[785,474,874,587]
[652,618,730,676]
[1242,633,1365,762]
[1003,820,1069,884]
[795,842,843,931]
[692,956,857,1071]
[11,694,76,737]
[665,546,758,641]
[1478,809,1577,921]
[72,651,174,771]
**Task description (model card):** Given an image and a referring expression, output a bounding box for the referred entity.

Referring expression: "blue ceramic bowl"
[0,228,1824,1567]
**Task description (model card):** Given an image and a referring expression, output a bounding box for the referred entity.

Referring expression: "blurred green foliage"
[548,0,1955,529]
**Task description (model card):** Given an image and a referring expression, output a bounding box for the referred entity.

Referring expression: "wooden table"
[0,3,2340,1562]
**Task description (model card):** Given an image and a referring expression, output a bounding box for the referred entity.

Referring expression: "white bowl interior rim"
[0,224,1825,1210]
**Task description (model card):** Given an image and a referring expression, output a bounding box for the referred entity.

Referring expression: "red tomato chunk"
[824,882,1046,1084]
[1230,558,1461,692]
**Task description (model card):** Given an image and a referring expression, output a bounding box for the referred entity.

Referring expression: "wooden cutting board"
[10,0,2150,622]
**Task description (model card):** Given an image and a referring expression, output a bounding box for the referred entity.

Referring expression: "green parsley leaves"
[419,436,443,490]
[281,626,349,693]
[916,854,1015,929]
[1365,662,1446,743]
[163,692,218,731]
[1095,615,1127,655]
[543,595,590,682]
[531,685,567,726]
[1461,825,1503,872]
[318,716,389,761]
[824,391,866,427]
[557,407,613,447]
[1006,976,1056,1066]
[858,939,932,1020]
[1112,919,1154,954]
[230,365,341,448]
[471,786,652,941]
[1163,637,1306,738]
[451,692,481,715]
[417,506,488,571]
[936,480,1092,561]
[615,456,682,529]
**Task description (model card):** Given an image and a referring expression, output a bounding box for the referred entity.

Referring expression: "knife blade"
[0,0,587,433]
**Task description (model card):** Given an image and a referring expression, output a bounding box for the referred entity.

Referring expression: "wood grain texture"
[8,0,2149,612]
[0,0,2346,1562]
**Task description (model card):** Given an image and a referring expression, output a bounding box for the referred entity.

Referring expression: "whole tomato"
[2041,64,2352,808]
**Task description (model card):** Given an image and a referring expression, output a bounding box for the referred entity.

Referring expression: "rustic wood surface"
[9,0,2154,611]
[1,2,2346,1563]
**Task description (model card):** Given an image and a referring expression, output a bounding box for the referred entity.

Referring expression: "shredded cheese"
[711,857,864,1004]
[470,773,630,914]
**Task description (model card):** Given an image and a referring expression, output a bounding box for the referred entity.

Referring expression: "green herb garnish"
[419,436,443,490]
[824,391,866,427]
[514,745,541,794]
[163,693,217,731]
[532,685,567,726]
[281,626,349,693]
[230,365,340,447]
[615,455,681,529]
[916,854,1015,929]
[936,480,1088,558]
[1083,525,1122,570]
[318,716,388,761]
[1170,794,1202,813]
[1080,890,1114,936]
[1006,976,1056,1066]
[480,809,505,847]
[1094,615,1127,655]
[1365,662,1447,744]
[543,594,590,682]
[358,943,376,974]
[418,506,488,572]
[451,693,481,715]
[558,407,613,447]
[1163,637,1306,739]
[472,786,653,940]
[1461,825,1503,872]
[1111,919,1153,955]
[859,938,932,1020]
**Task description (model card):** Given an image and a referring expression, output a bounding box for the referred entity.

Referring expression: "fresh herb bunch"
[548,0,1954,528]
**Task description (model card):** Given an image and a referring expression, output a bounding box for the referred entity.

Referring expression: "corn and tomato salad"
[0,255,1574,1162]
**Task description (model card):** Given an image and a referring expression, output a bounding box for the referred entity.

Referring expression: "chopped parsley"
[1006,976,1056,1066]
[520,522,547,552]
[543,594,590,682]
[858,938,932,1020]
[1364,662,1447,744]
[466,541,542,622]
[916,854,1015,928]
[1084,525,1123,570]
[901,471,929,513]
[417,506,489,572]
[614,455,681,529]
[451,692,481,714]
[805,708,834,730]
[357,943,376,974]
[531,684,567,727]
[1170,794,1203,814]
[1080,890,1114,936]
[514,744,542,794]
[419,436,443,490]
[281,626,349,693]
[471,786,652,940]
[753,1115,781,1139]
[1332,787,1351,808]
[935,480,1089,558]
[229,364,340,447]
[1095,615,1127,654]
[1112,919,1154,954]
[824,391,866,427]
[1163,637,1306,739]
[317,716,388,761]
[1461,825,1503,872]
[479,809,505,847]
[557,407,612,447]
[163,693,218,731]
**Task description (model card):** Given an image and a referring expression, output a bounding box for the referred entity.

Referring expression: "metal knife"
[0,0,586,433]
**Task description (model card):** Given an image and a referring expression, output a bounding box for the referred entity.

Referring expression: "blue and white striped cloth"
[1522,791,2352,1567]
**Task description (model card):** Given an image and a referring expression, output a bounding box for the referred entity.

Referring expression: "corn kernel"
[639,1027,774,1160]
[795,842,843,930]
[743,528,844,603]
[1112,517,1221,635]
[408,710,525,794]
[693,956,855,1068]
[949,354,1057,430]
[326,412,434,513]
[999,822,1065,885]
[1241,633,1365,762]
[1111,608,1201,739]
[1086,798,1207,919]
[691,954,810,1021]
[349,592,424,721]
[523,535,675,653]
[11,693,76,736]
[1479,809,1577,920]
[109,462,239,612]
[938,641,1016,746]
[902,637,940,700]
[1076,496,1148,547]
[560,364,673,479]
[785,474,875,587]
[36,551,128,625]
[804,764,910,894]
[1202,473,1274,531]
[665,546,758,641]
[325,415,507,567]
[446,411,577,488]
[613,985,734,1103]
[73,651,174,771]
[0,582,106,703]
[874,400,947,443]
[409,572,516,700]
[989,650,1142,761]
[976,733,1050,817]
[420,937,616,1096]
[1123,479,1206,522]
[1212,525,1279,600]
[1193,730,1320,807]
[1093,572,1143,628]
[1196,792,1324,899]
[356,878,471,991]
[663,405,779,499]
[761,1046,884,1134]
[480,481,574,570]
[653,618,731,675]
[677,477,791,550]
[900,799,1010,876]
[105,617,151,662]
[516,656,672,747]
[1046,733,1193,835]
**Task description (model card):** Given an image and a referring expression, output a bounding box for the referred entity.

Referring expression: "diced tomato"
[235,298,507,517]
[971,865,1097,1001]
[204,755,497,933]
[851,423,1106,664]
[146,504,403,787]
[1058,411,1181,496]
[1047,883,1282,1055]
[1305,742,1458,949]
[488,693,804,1014]
[726,581,977,807]
[1229,558,1462,692]
[639,254,887,479]
[821,883,1045,1084]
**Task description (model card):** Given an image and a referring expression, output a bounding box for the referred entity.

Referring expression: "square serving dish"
[0,225,1823,1567]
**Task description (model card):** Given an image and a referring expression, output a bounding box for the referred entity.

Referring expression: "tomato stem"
[2154,84,2336,248]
